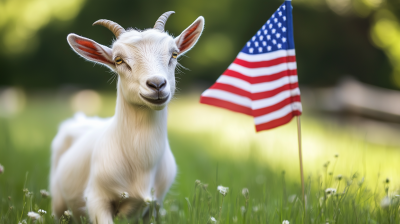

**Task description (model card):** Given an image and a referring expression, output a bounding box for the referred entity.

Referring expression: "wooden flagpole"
[296,116,305,207]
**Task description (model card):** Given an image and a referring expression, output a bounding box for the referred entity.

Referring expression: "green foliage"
[0,93,399,223]
[0,0,399,90]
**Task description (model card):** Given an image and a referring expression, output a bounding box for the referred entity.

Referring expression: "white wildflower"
[252,206,259,212]
[38,209,47,215]
[0,164,4,174]
[40,189,50,198]
[210,216,217,223]
[159,208,167,216]
[240,206,246,214]
[325,188,337,195]
[27,211,41,220]
[64,210,72,217]
[232,216,238,223]
[380,196,391,208]
[120,192,129,200]
[283,220,290,224]
[144,197,152,205]
[18,219,27,224]
[242,188,249,199]
[217,185,229,196]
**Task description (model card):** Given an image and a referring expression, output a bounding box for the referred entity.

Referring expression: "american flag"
[200,0,302,132]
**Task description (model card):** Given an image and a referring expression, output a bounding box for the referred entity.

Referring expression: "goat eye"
[172,52,178,59]
[115,57,123,65]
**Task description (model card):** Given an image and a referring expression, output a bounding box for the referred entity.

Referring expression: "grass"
[0,91,400,223]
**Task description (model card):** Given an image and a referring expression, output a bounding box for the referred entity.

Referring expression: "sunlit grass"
[0,91,399,223]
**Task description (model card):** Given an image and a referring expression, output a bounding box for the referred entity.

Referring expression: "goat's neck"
[113,82,168,140]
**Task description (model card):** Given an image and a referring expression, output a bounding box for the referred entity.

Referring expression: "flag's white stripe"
[217,75,298,93]
[228,62,297,77]
[252,88,300,110]
[201,89,252,108]
[254,102,302,125]
[237,49,296,62]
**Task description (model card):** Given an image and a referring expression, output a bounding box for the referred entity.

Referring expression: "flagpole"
[296,116,305,207]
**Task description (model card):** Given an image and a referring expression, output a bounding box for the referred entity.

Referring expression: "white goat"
[50,11,204,223]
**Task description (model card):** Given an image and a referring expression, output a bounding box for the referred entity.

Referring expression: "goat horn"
[93,19,126,38]
[154,11,175,32]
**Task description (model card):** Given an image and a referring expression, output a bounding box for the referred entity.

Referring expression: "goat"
[49,11,204,223]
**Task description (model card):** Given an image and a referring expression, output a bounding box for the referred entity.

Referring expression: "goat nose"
[146,79,167,91]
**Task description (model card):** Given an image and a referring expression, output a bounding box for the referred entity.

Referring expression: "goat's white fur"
[50,15,204,223]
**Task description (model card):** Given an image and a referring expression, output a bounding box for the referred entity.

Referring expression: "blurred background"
[1,0,400,208]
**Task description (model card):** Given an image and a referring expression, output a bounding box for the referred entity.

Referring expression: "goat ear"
[67,34,115,69]
[175,16,204,57]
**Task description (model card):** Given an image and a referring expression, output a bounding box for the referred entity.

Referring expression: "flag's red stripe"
[255,111,301,132]
[199,97,253,116]
[233,56,297,68]
[253,95,301,117]
[223,69,297,84]
[209,82,299,100]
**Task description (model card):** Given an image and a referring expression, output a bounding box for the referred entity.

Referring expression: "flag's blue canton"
[241,1,295,55]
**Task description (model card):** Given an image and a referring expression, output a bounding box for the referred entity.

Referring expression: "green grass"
[1,91,400,223]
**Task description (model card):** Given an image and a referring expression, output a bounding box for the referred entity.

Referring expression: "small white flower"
[159,208,167,216]
[144,197,152,205]
[38,209,47,215]
[283,220,290,224]
[28,212,41,220]
[64,210,72,217]
[40,189,50,198]
[0,164,4,174]
[325,188,337,195]
[121,192,129,199]
[240,206,246,214]
[380,196,391,208]
[210,217,217,223]
[217,185,229,196]
[232,216,238,223]
[242,188,249,198]
[253,206,259,212]
[18,219,27,224]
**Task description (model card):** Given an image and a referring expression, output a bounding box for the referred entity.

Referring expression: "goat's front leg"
[154,147,177,203]
[86,191,114,224]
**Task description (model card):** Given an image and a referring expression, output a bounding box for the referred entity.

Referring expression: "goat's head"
[67,12,204,110]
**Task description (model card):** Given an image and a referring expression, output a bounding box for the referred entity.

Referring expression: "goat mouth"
[140,93,169,105]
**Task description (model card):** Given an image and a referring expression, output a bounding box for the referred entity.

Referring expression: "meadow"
[0,91,400,223]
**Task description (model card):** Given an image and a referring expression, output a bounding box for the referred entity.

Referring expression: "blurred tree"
[0,0,399,90]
